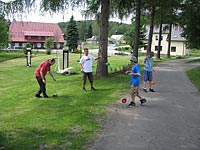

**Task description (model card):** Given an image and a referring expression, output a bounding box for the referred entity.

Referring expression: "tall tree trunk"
[167,23,172,58]
[157,12,163,59]
[96,0,109,77]
[147,6,155,54]
[133,0,141,59]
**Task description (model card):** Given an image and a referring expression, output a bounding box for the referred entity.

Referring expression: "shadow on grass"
[1,127,90,150]
[0,130,8,150]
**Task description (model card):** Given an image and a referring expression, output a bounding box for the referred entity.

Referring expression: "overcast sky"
[2,0,131,24]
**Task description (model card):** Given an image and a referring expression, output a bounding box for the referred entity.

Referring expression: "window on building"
[144,45,147,50]
[155,35,158,40]
[171,46,176,52]
[27,36,31,39]
[155,46,162,51]
[38,36,41,39]
[155,35,163,40]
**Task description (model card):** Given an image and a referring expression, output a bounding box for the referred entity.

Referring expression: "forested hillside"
[58,20,132,41]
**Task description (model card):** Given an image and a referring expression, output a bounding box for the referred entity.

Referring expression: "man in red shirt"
[34,58,56,98]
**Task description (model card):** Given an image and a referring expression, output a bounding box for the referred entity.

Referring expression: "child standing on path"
[142,51,155,92]
[126,56,147,107]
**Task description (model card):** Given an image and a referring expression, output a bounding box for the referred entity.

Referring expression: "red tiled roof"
[9,21,64,43]
[23,31,54,36]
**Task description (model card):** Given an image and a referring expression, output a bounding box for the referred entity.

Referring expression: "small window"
[38,36,41,39]
[144,45,147,50]
[27,36,31,39]
[155,35,158,40]
[155,46,162,51]
[171,47,176,52]
[155,35,163,40]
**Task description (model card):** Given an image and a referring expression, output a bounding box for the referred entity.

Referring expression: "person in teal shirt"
[142,51,155,92]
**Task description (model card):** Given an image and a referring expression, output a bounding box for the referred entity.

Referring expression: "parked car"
[114,52,129,56]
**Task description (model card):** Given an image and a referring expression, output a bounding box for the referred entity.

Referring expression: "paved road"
[88,58,200,150]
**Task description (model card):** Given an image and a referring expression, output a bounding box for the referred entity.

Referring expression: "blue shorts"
[143,70,153,82]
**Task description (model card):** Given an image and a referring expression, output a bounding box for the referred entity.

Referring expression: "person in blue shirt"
[126,56,147,107]
[142,51,155,92]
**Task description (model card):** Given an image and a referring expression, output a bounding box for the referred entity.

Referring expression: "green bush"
[23,43,32,54]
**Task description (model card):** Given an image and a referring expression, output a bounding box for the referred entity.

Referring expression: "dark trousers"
[82,72,93,84]
[35,77,48,96]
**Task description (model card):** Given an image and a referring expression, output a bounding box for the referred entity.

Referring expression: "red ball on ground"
[121,98,127,103]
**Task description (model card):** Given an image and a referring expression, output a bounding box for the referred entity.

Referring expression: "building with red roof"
[9,21,65,49]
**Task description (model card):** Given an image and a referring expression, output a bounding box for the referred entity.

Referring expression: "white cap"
[130,56,137,62]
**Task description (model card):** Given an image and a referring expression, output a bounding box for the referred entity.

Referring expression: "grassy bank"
[0,50,25,62]
[186,59,200,91]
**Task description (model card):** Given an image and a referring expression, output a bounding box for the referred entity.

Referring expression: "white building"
[141,25,189,56]
[110,35,126,44]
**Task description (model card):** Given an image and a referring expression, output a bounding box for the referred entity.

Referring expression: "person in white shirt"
[80,48,101,92]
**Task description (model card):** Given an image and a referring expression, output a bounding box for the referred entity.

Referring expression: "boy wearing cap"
[125,56,147,107]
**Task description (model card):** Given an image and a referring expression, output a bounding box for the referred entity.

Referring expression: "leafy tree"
[124,24,135,49]
[142,0,182,58]
[157,13,163,59]
[139,26,146,49]
[179,0,200,49]
[142,0,158,54]
[54,32,61,49]
[59,20,132,42]
[110,0,141,58]
[155,0,181,59]
[96,0,110,77]
[76,20,87,41]
[108,22,132,36]
[45,37,53,55]
[23,42,32,54]
[0,0,138,77]
[66,15,79,52]
[0,14,8,48]
[87,24,93,38]
[85,0,135,77]
[83,0,111,77]
[158,0,182,58]
[133,0,141,58]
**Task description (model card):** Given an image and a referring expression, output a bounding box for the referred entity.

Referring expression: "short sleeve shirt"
[80,55,95,73]
[144,56,154,72]
[34,61,51,78]
[130,64,140,86]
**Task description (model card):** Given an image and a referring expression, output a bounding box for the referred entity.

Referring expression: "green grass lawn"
[0,51,25,62]
[0,53,133,150]
[186,59,200,91]
[2,52,194,149]
[186,67,200,91]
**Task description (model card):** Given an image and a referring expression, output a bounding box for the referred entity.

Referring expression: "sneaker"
[83,88,87,92]
[140,98,147,105]
[143,88,148,92]
[43,95,49,98]
[91,87,96,91]
[127,101,136,107]
[149,88,155,92]
[35,94,42,98]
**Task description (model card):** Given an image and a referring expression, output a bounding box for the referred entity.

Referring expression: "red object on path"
[121,98,127,103]
[150,81,156,86]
